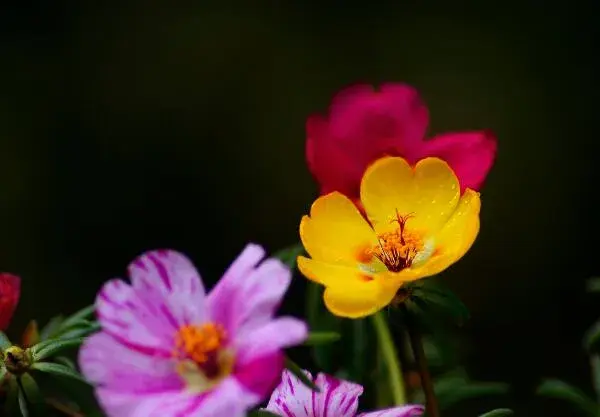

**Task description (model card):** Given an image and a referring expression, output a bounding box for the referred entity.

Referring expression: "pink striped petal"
[95,279,177,355]
[128,249,206,325]
[313,373,363,417]
[357,405,425,417]
[265,369,314,417]
[79,332,182,394]
[207,244,295,335]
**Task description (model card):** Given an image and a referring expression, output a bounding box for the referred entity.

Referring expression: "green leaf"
[19,372,46,415]
[59,305,96,331]
[39,316,65,341]
[54,321,100,339]
[409,280,470,326]
[478,409,514,417]
[6,376,21,416]
[273,243,304,270]
[304,332,341,346]
[536,379,598,416]
[31,362,88,384]
[54,356,77,370]
[413,370,510,410]
[30,337,85,361]
[584,320,600,352]
[18,386,29,417]
[0,330,12,350]
[248,411,282,417]
[284,357,319,392]
[586,278,600,293]
[305,281,341,372]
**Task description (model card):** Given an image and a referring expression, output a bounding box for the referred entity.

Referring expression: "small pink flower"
[79,244,308,417]
[0,273,21,331]
[306,83,496,199]
[265,369,424,417]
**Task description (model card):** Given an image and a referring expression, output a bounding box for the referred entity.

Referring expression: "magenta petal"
[357,405,425,417]
[128,249,207,325]
[234,317,308,365]
[95,279,176,355]
[419,131,497,192]
[265,369,314,417]
[79,332,182,394]
[235,352,285,400]
[207,244,297,336]
[313,373,363,417]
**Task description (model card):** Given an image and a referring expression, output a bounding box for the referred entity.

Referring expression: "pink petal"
[95,279,177,356]
[235,352,285,400]
[207,244,296,335]
[265,369,314,417]
[96,377,256,417]
[128,249,206,325]
[313,373,363,417]
[79,332,182,394]
[419,131,497,192]
[233,317,308,365]
[357,405,425,417]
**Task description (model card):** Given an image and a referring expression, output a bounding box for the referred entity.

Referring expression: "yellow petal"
[297,256,399,318]
[405,188,481,278]
[300,192,378,265]
[360,157,460,235]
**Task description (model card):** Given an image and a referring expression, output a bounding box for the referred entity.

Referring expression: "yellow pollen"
[173,323,227,365]
[369,211,424,272]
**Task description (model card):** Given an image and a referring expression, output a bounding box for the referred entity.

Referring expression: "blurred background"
[1,2,598,416]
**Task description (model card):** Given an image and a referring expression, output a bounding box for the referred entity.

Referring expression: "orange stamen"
[173,323,227,365]
[369,212,423,272]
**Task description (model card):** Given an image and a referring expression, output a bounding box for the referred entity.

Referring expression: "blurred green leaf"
[586,278,600,293]
[284,356,319,392]
[31,362,88,384]
[409,279,470,326]
[590,355,600,402]
[584,320,600,352]
[536,379,598,416]
[18,385,29,417]
[54,356,77,370]
[30,337,85,361]
[0,330,11,350]
[20,372,46,415]
[6,376,21,416]
[248,411,281,417]
[54,321,100,339]
[478,409,514,417]
[39,316,65,341]
[349,319,368,382]
[273,243,304,270]
[306,281,341,372]
[413,369,510,410]
[59,305,95,330]
[304,332,341,346]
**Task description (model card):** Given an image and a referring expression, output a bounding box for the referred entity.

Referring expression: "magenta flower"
[79,244,308,417]
[306,83,496,200]
[265,369,424,417]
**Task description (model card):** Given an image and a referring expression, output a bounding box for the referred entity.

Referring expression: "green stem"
[371,311,407,405]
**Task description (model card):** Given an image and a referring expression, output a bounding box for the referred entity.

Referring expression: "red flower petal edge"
[0,273,21,331]
[305,83,496,198]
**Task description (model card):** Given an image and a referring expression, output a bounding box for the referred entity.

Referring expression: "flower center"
[370,211,424,272]
[173,323,234,393]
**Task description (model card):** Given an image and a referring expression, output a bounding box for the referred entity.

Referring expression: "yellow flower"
[297,156,481,318]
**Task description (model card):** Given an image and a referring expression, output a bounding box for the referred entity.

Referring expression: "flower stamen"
[173,323,227,378]
[370,211,423,272]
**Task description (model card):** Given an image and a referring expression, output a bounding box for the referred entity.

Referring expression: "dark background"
[1,2,598,416]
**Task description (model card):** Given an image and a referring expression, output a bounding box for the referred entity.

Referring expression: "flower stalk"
[371,311,406,406]
[404,308,440,417]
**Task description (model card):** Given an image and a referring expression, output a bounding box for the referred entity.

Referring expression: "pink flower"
[79,245,308,417]
[265,369,424,417]
[306,83,496,199]
[0,273,20,331]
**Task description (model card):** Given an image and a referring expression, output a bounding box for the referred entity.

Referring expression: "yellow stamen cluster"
[173,323,227,365]
[370,213,424,272]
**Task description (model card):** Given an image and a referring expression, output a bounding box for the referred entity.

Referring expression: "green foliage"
[536,379,597,416]
[478,409,514,417]
[248,411,282,417]
[284,356,320,392]
[273,243,305,270]
[304,332,341,346]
